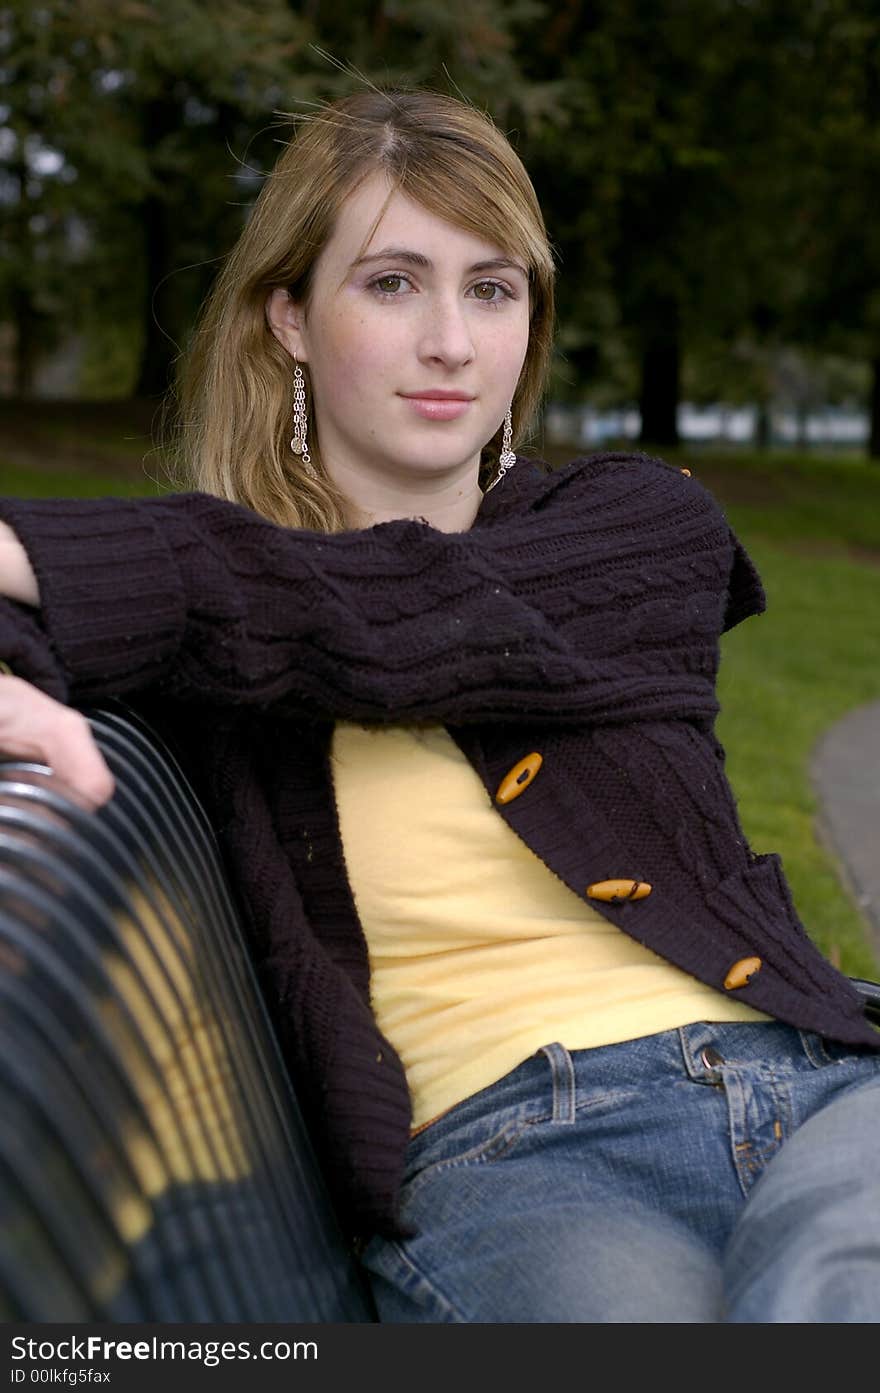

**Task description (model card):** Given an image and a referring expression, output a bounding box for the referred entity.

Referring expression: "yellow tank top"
[331,722,767,1130]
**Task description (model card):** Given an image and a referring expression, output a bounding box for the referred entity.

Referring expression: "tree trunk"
[133,98,179,399]
[10,150,38,397]
[133,190,175,398]
[754,398,772,450]
[870,356,880,459]
[638,315,681,448]
[11,284,38,398]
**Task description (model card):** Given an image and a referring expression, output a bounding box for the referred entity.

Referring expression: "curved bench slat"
[0,704,377,1322]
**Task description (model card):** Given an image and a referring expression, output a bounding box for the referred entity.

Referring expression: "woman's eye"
[372,274,407,295]
[472,281,506,303]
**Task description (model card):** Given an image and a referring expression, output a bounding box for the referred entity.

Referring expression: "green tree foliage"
[0,2,90,394]
[0,0,559,397]
[779,0,880,454]
[3,0,880,457]
[0,0,315,396]
[516,0,826,446]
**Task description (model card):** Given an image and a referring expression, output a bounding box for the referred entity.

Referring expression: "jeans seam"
[366,1240,468,1322]
[799,1030,834,1068]
[403,1111,549,1194]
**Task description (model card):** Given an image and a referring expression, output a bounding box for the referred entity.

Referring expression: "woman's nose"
[416,297,476,367]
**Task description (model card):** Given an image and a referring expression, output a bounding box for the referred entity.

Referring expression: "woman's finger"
[41,707,116,809]
[0,675,115,809]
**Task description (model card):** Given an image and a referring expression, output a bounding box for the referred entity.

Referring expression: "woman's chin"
[383,431,488,480]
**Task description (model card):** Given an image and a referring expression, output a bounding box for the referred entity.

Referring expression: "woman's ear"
[266,288,307,362]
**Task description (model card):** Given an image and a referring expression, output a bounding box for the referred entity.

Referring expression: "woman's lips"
[400,395,474,421]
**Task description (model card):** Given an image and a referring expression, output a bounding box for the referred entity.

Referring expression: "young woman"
[1,89,879,1323]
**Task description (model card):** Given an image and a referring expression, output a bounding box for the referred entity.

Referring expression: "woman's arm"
[0,458,748,726]
[0,520,39,605]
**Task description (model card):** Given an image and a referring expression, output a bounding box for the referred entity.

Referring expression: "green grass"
[681,446,880,557]
[0,460,159,498]
[690,449,880,975]
[0,397,168,497]
[3,415,880,974]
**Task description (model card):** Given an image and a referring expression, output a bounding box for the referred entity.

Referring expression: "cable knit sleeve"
[722,528,767,632]
[0,460,738,725]
[0,597,69,701]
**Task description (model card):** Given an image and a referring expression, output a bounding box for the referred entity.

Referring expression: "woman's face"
[267,174,530,524]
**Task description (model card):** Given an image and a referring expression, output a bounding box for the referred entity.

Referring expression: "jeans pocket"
[800,1030,880,1069]
[403,1098,542,1194]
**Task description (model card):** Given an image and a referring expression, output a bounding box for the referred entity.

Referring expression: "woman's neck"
[348,490,483,533]
[328,456,484,533]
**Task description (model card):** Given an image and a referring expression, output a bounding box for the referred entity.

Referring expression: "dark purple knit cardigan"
[0,450,876,1239]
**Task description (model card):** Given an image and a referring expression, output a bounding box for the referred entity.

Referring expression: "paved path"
[811,699,880,958]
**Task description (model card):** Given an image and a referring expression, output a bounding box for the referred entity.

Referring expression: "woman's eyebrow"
[347,246,528,277]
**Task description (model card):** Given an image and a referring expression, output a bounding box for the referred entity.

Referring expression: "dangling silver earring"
[485,406,516,492]
[290,354,316,476]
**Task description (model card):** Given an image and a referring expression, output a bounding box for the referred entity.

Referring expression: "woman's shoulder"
[548,448,699,489]
[478,451,733,555]
[503,450,724,523]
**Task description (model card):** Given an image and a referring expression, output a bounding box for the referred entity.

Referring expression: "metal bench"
[0,704,377,1321]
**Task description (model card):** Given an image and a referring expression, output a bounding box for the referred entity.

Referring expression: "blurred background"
[0,0,878,974]
[5,0,880,444]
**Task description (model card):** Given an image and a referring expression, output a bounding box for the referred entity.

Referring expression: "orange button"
[495,753,543,804]
[723,956,762,990]
[586,879,652,903]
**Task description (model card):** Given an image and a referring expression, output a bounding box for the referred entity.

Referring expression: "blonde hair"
[174,89,556,532]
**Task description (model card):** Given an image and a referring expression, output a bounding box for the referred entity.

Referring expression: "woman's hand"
[0,673,115,808]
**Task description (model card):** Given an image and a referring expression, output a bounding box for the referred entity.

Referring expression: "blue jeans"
[360,1021,880,1321]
